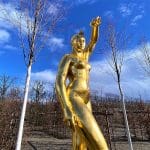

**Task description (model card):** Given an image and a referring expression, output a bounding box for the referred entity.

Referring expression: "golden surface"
[56,17,108,150]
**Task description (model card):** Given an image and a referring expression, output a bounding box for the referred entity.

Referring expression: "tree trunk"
[118,82,133,150]
[16,62,32,150]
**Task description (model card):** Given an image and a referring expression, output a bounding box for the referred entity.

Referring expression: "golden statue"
[55,17,108,150]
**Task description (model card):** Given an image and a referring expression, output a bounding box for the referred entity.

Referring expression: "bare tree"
[0,75,16,100]
[31,80,46,103]
[51,85,56,102]
[0,0,65,149]
[104,23,133,150]
[139,40,150,76]
[8,87,21,101]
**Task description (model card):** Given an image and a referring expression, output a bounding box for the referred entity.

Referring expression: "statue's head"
[71,31,86,52]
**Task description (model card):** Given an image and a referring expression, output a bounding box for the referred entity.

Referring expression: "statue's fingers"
[67,120,75,131]
[67,120,70,126]
[96,16,100,20]
[97,18,101,25]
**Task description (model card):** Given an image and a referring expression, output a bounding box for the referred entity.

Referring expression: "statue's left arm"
[86,16,101,56]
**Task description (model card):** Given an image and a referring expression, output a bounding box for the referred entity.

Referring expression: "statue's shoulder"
[62,54,70,60]
[63,54,75,60]
[61,54,77,64]
[63,54,70,58]
[60,54,72,64]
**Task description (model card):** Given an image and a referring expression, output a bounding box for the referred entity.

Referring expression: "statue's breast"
[71,60,91,78]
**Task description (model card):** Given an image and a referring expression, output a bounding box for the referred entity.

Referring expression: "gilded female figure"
[56,17,108,150]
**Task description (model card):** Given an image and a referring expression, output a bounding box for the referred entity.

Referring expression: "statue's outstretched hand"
[90,16,101,27]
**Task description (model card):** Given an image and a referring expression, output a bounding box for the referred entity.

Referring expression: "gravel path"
[22,131,150,150]
[22,131,71,150]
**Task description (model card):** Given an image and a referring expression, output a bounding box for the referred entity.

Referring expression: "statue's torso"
[67,54,91,92]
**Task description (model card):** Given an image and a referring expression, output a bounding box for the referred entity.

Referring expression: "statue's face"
[72,37,86,52]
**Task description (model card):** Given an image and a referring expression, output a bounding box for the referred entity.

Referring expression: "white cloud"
[0,44,18,55]
[119,3,133,17]
[31,70,56,84]
[0,29,10,44]
[77,0,97,4]
[0,3,19,26]
[89,45,150,100]
[118,2,145,26]
[90,60,116,95]
[131,15,143,26]
[138,4,145,14]
[134,14,143,21]
[48,36,65,51]
[48,3,61,16]
[0,20,12,30]
[65,0,97,5]
[104,11,113,18]
[4,45,18,51]
[0,2,33,33]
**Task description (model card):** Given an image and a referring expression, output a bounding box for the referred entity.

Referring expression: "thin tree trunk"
[118,82,133,150]
[16,62,32,150]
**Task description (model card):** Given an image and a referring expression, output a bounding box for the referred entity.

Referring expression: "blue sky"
[0,0,150,100]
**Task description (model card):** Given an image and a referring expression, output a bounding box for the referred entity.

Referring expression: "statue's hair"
[71,30,84,44]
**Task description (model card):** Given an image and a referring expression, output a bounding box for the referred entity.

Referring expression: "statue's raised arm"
[86,16,101,55]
